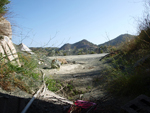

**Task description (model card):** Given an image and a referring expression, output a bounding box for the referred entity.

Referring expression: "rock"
[0,35,21,66]
[0,17,21,66]
[51,59,61,69]
[0,17,12,39]
[57,58,68,64]
[18,43,34,54]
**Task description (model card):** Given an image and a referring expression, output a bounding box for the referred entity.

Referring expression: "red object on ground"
[68,100,96,113]
[74,100,96,109]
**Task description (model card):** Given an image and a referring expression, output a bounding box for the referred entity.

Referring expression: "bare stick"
[21,70,45,113]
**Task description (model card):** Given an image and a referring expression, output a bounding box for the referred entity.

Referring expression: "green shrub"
[78,52,81,55]
[67,84,73,91]
[104,31,150,97]
[100,50,103,53]
[45,78,61,92]
[0,53,41,93]
[18,53,38,72]
[0,0,10,15]
[106,64,150,97]
[90,51,95,54]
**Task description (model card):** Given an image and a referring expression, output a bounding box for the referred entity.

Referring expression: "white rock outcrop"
[0,17,20,66]
[0,17,12,39]
[18,43,34,54]
[0,35,20,66]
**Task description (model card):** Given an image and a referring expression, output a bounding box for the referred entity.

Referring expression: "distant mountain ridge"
[59,39,98,50]
[59,34,136,50]
[98,34,136,47]
[29,34,136,56]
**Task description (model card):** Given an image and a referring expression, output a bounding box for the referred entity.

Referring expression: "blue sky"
[8,0,145,47]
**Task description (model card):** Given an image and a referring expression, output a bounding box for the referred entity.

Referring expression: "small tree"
[0,0,10,16]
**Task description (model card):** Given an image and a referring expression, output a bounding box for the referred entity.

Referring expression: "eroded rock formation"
[0,17,12,39]
[0,17,20,66]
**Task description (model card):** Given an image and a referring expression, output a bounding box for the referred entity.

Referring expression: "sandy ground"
[41,53,110,101]
[45,53,108,76]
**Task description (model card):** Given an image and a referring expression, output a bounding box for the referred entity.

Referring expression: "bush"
[0,0,10,16]
[0,53,41,93]
[103,14,150,97]
[100,50,103,53]
[101,4,150,97]
[78,52,81,55]
[45,78,61,92]
[90,51,95,54]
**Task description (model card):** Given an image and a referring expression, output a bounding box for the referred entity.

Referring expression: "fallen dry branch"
[21,70,45,113]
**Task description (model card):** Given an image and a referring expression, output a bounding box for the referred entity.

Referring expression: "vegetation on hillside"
[100,4,150,98]
[98,34,136,47]
[30,35,134,56]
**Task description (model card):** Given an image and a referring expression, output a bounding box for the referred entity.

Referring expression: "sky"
[8,0,145,47]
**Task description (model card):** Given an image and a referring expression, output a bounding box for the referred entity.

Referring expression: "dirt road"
[46,53,108,75]
[49,53,108,60]
[41,53,110,101]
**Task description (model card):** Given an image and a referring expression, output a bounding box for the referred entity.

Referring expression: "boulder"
[0,35,20,66]
[0,17,12,39]
[57,58,68,64]
[18,43,34,54]
[0,17,20,66]
[51,59,61,69]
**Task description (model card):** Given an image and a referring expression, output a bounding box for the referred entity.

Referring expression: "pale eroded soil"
[42,53,110,101]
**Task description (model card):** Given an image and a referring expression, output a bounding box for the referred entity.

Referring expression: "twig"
[21,70,45,113]
[21,84,44,113]
[55,85,66,93]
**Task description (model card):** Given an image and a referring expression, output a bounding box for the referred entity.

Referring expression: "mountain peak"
[59,39,98,50]
[81,39,88,41]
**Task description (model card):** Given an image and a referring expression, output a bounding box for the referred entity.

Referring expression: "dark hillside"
[59,43,72,50]
[99,34,136,47]
[73,39,98,49]
[59,39,98,50]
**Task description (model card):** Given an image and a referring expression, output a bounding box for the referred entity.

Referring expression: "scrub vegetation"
[0,52,42,93]
[100,4,150,98]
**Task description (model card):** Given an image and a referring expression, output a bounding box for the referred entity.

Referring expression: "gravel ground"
[42,53,110,101]
[45,53,108,77]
